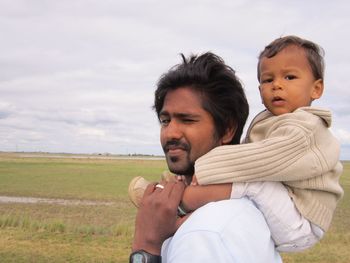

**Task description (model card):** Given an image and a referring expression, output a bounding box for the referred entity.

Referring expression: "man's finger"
[143,182,157,196]
[167,181,186,206]
[159,181,175,196]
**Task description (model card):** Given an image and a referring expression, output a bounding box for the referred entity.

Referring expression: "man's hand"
[132,180,186,255]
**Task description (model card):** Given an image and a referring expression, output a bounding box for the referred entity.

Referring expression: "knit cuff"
[231,182,248,199]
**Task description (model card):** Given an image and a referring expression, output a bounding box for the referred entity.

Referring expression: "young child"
[129,36,344,252]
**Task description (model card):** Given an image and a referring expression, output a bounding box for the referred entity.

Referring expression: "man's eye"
[182,119,195,123]
[160,119,170,126]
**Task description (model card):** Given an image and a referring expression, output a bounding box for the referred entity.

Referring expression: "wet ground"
[0,196,115,206]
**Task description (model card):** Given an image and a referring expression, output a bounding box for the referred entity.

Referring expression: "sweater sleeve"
[195,114,334,185]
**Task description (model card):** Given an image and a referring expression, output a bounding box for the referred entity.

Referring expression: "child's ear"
[221,125,236,144]
[311,79,324,100]
[258,85,264,104]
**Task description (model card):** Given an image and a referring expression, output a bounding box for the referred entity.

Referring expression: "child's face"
[258,45,323,116]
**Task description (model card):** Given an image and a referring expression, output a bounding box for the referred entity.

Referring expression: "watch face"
[131,252,144,263]
[130,250,161,263]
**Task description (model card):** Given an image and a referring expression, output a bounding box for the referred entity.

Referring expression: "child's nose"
[272,79,283,90]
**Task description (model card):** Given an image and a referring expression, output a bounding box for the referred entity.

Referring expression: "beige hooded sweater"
[195,107,343,231]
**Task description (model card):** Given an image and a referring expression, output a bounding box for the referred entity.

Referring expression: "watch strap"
[177,201,188,217]
[129,249,161,263]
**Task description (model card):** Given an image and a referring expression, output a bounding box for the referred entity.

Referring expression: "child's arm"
[195,110,339,185]
[181,182,232,212]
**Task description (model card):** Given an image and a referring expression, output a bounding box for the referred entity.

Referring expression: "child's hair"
[257,35,325,82]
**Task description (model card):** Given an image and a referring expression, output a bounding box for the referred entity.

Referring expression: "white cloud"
[0,0,349,159]
[76,127,106,137]
[331,125,350,147]
[333,129,350,144]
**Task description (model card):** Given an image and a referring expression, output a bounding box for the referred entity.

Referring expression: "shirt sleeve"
[163,232,234,262]
[161,199,282,263]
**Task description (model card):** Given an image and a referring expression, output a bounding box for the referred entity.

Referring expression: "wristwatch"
[129,250,161,263]
[177,201,188,217]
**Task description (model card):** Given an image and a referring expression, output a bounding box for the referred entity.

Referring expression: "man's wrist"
[177,201,188,217]
[129,249,161,263]
[132,237,161,256]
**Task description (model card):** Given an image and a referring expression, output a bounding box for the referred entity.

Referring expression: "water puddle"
[0,196,115,206]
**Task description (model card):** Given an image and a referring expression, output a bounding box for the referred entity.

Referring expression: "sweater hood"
[297,107,332,128]
[243,106,333,143]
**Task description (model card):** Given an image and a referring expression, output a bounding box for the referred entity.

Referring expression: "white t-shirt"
[161,198,282,263]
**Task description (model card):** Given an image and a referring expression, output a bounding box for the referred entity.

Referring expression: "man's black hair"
[154,52,249,144]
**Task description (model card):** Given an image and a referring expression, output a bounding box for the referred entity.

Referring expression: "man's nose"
[163,120,183,140]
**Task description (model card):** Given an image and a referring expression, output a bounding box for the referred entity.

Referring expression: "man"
[130,53,282,262]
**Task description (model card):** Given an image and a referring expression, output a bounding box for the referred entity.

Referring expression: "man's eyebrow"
[159,111,169,117]
[159,111,200,118]
[174,113,200,119]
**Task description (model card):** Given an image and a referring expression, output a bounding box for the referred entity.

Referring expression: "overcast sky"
[1,0,349,159]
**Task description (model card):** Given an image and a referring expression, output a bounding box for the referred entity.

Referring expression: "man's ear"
[311,79,324,100]
[221,125,236,145]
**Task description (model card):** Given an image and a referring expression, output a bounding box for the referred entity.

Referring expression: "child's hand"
[176,175,189,185]
[191,175,198,186]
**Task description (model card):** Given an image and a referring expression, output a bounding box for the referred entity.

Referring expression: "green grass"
[0,153,167,263]
[0,153,349,262]
[0,154,166,200]
[281,161,350,263]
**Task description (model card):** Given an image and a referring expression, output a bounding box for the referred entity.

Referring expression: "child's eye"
[261,78,273,84]
[285,75,296,80]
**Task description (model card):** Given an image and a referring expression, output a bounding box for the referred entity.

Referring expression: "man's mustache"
[163,140,190,152]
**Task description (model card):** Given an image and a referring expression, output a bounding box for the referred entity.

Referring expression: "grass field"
[0,152,349,262]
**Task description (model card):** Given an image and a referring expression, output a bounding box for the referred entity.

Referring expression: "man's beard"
[163,139,194,177]
[167,155,194,177]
